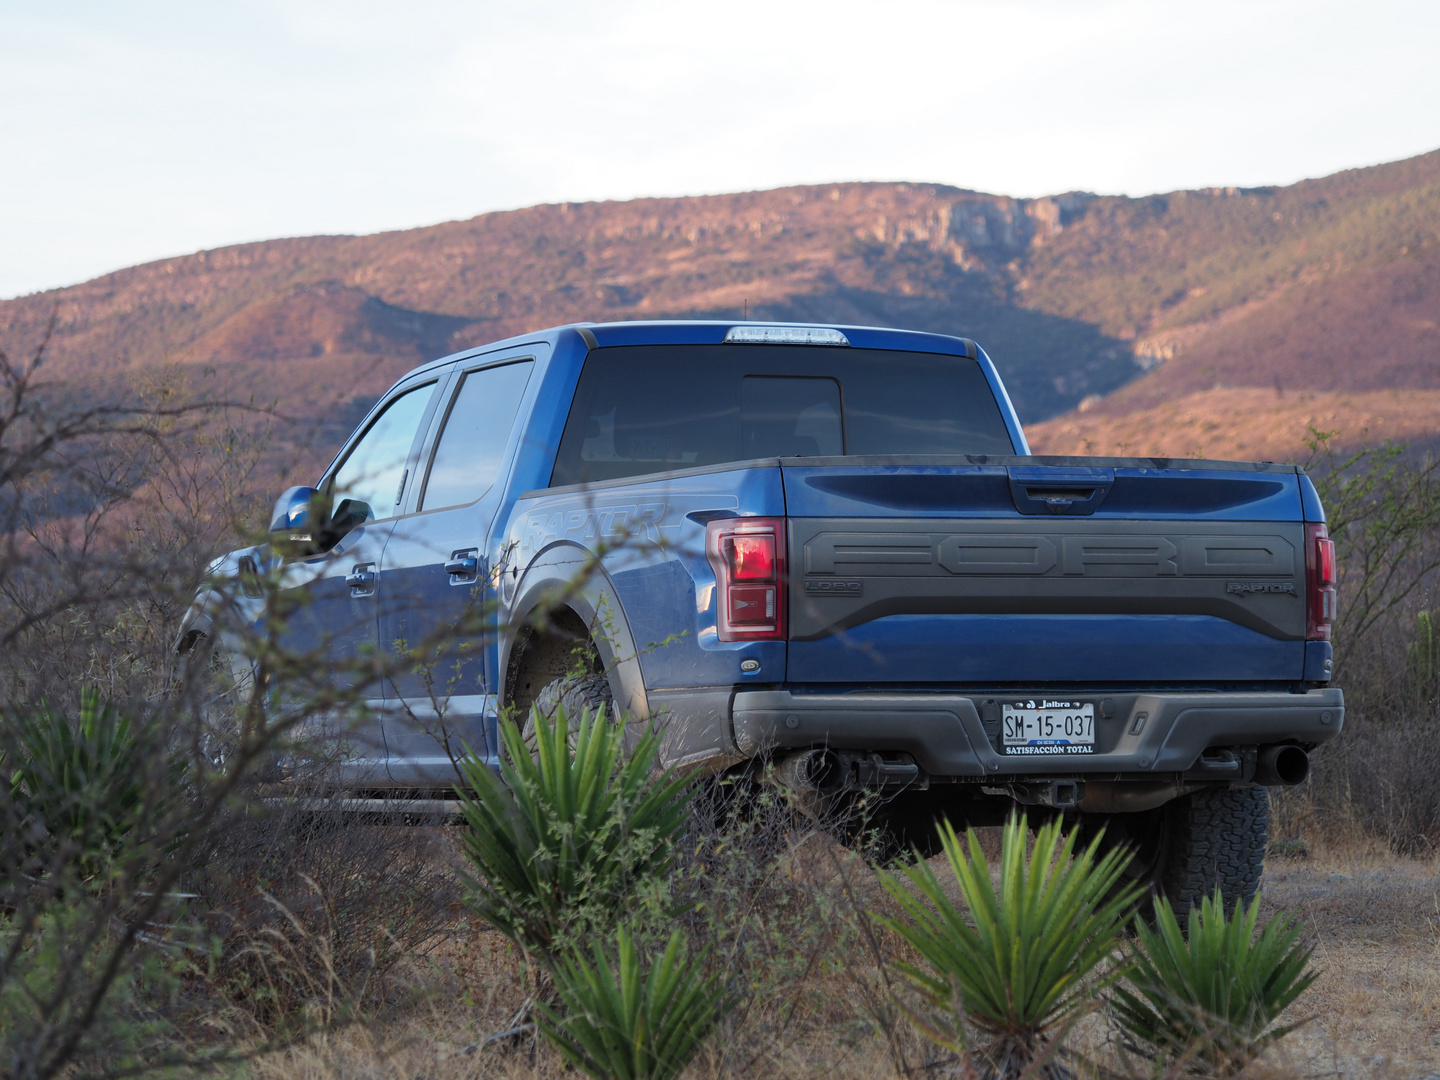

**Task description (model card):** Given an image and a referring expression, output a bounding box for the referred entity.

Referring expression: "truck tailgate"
[783,458,1310,685]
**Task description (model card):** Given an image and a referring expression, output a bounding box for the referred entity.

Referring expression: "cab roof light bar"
[724,325,850,346]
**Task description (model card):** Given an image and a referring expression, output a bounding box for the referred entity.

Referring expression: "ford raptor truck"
[179,320,1344,909]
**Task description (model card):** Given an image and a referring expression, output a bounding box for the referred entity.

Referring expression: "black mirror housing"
[329,497,374,536]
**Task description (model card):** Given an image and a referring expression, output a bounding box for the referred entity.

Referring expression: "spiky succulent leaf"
[536,927,733,1080]
[1113,889,1316,1076]
[877,814,1140,1050]
[454,703,691,958]
[7,687,184,875]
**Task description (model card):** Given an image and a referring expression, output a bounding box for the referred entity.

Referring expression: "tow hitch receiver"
[985,779,1084,810]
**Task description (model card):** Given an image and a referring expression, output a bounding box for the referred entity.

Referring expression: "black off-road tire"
[520,673,615,753]
[1085,784,1269,917]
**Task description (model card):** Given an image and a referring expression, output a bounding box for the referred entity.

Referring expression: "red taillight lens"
[707,518,786,641]
[1306,522,1337,641]
[726,534,776,581]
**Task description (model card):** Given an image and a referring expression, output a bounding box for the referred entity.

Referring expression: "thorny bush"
[1276,428,1440,851]
[0,325,473,1078]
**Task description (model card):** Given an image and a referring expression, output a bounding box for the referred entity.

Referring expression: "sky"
[3,0,1439,299]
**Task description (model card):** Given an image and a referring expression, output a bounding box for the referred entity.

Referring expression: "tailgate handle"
[1008,467,1114,516]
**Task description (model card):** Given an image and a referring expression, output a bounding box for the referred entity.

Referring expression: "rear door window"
[552,344,1014,486]
[418,360,534,510]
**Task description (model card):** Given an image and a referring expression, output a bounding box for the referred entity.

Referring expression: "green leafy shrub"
[0,901,191,1076]
[537,926,733,1080]
[877,815,1140,1079]
[453,703,691,959]
[6,687,184,879]
[1112,889,1315,1076]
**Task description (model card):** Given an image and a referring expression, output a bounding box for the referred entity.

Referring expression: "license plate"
[1002,700,1095,755]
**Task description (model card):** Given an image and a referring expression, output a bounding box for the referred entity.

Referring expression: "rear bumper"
[730,687,1344,778]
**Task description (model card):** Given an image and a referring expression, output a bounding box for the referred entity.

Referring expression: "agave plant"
[454,703,692,959]
[1112,889,1316,1077]
[877,815,1140,1079]
[536,926,733,1080]
[6,688,181,878]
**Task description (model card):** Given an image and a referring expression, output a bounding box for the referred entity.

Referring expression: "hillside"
[1023,151,1440,457]
[4,148,1439,469]
[1026,237,1440,456]
[0,186,1135,428]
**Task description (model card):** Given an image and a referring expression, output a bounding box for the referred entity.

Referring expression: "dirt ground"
[246,836,1440,1080]
[1257,846,1440,1079]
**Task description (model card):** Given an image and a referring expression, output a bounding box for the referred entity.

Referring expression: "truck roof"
[404,319,981,380]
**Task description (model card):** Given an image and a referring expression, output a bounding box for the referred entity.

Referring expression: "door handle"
[346,564,377,592]
[445,548,482,583]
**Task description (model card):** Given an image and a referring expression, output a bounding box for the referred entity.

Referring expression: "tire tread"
[1156,785,1269,912]
[520,674,615,754]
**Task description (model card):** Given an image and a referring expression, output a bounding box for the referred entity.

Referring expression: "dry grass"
[245,825,906,1080]
[226,822,1440,1080]
[1257,841,1440,1078]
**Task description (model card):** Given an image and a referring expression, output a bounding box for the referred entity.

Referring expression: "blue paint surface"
[787,613,1305,685]
[509,461,791,688]
[1304,640,1334,682]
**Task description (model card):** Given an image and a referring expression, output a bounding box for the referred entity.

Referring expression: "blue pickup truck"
[182,320,1343,908]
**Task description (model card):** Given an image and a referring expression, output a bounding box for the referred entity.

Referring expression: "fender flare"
[501,542,649,722]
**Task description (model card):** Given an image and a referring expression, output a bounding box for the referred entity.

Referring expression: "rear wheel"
[519,673,615,754]
[1083,784,1269,916]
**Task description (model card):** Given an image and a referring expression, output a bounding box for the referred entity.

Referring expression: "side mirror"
[269,486,323,557]
[268,487,374,557]
[328,497,374,537]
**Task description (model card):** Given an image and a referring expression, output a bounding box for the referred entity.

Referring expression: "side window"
[419,360,534,511]
[329,382,435,522]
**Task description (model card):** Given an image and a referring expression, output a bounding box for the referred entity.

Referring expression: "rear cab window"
[551,344,1015,486]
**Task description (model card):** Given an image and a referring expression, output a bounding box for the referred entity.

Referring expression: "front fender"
[174,546,267,655]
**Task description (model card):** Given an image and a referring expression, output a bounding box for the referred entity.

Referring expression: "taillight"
[707,517,786,641]
[727,534,776,581]
[1306,522,1337,641]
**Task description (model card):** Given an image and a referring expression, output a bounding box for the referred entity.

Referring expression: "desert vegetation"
[1275,431,1440,851]
[3,324,1440,1080]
